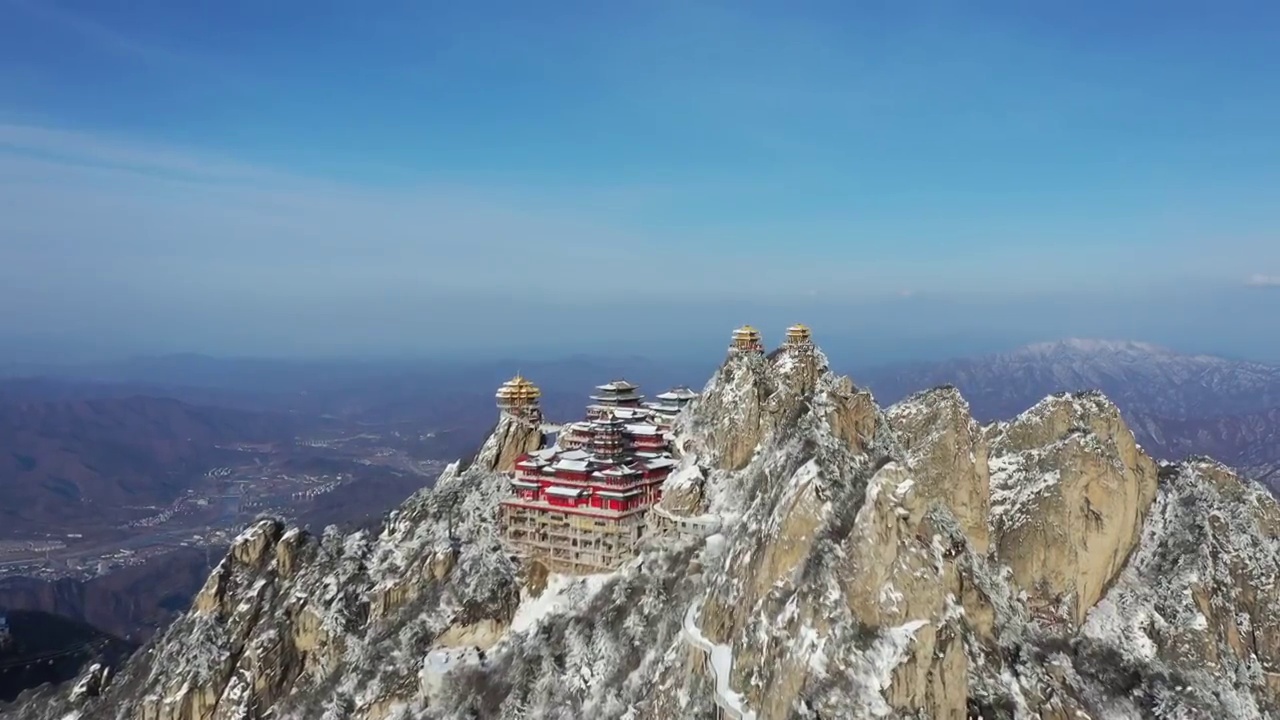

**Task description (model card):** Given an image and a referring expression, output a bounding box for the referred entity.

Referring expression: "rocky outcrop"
[834,462,974,718]
[12,341,1280,720]
[888,386,991,553]
[988,392,1160,628]
[681,350,772,471]
[469,411,545,473]
[1076,458,1280,716]
[666,345,885,519]
[825,375,881,456]
[136,519,307,720]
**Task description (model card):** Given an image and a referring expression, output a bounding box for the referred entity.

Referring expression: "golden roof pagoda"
[785,323,812,345]
[730,324,764,352]
[495,374,541,409]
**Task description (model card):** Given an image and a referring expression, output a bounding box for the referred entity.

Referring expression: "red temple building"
[499,378,694,573]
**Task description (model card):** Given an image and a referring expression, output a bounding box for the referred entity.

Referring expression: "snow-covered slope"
[12,341,1280,719]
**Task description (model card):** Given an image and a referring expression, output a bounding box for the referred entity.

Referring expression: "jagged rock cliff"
[12,341,1280,720]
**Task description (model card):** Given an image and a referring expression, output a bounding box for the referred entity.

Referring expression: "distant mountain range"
[856,339,1280,489]
[7,342,1278,493]
[0,394,299,535]
[1,354,714,427]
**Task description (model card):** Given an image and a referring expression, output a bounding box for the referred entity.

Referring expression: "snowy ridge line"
[681,597,757,720]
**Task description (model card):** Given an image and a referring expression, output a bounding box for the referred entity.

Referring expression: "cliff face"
[13,344,1280,720]
[987,392,1161,629]
[469,410,545,473]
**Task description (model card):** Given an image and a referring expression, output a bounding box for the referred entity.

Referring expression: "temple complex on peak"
[498,378,697,573]
[497,324,816,572]
[729,323,816,357]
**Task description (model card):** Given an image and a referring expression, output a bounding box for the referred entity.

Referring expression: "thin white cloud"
[0,123,282,184]
[1245,274,1280,287]
[3,0,241,86]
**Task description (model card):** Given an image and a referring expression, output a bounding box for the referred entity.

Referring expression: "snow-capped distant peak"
[1012,338,1171,358]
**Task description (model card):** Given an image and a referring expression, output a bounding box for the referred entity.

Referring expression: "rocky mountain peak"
[684,338,879,465]
[887,385,991,553]
[11,332,1280,720]
[987,391,1160,629]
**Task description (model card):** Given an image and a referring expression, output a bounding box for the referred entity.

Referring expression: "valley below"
[0,423,454,585]
[0,378,487,643]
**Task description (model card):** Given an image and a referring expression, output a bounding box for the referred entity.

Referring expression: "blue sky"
[1,0,1279,362]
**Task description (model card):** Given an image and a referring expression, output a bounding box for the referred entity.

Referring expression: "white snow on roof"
[645,457,678,469]
[544,485,587,497]
[599,466,638,476]
[509,479,540,489]
[559,449,590,461]
[553,459,590,473]
[625,423,660,435]
[646,402,681,413]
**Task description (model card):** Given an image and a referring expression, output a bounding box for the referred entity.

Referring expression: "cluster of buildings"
[497,324,816,573]
[497,377,696,573]
[730,322,814,354]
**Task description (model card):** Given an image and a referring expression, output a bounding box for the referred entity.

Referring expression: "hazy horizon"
[5,283,1280,369]
[3,2,1278,365]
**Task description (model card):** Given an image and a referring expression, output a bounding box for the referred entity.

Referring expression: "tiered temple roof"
[730,325,764,353]
[644,386,697,427]
[785,323,813,344]
[589,379,644,406]
[655,386,698,402]
[495,374,541,411]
